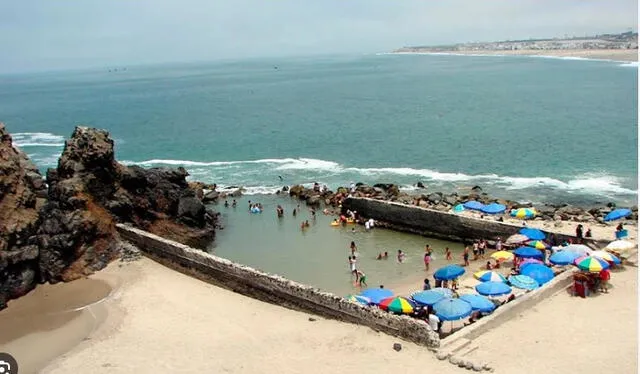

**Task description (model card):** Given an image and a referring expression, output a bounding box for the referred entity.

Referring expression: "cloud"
[0,0,636,72]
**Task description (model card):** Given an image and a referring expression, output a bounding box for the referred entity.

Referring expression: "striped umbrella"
[591,250,621,265]
[508,275,539,290]
[345,294,371,305]
[575,256,610,272]
[474,270,508,283]
[359,288,394,304]
[527,240,549,250]
[511,208,537,219]
[520,258,544,267]
[506,234,529,245]
[491,251,515,261]
[410,290,446,306]
[379,296,416,314]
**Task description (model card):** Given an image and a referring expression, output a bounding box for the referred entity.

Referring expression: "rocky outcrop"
[0,123,48,308]
[1,125,218,308]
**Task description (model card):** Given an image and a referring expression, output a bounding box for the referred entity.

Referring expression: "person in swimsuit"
[349,256,358,282]
[463,246,470,267]
[397,250,406,263]
[350,241,357,256]
[424,251,431,271]
[445,247,452,261]
[357,270,367,287]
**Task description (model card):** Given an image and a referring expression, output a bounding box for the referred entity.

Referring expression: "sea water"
[210,194,465,295]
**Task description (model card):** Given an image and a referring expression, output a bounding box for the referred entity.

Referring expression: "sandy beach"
[402,49,638,62]
[37,257,461,374]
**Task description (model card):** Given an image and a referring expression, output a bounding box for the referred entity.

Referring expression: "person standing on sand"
[599,268,610,293]
[576,224,584,242]
[423,278,431,290]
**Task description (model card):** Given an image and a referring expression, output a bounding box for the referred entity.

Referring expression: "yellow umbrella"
[491,251,514,261]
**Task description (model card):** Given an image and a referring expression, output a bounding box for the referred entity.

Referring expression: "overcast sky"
[0,0,637,73]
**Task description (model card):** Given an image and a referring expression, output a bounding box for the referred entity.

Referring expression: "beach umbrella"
[458,294,496,313]
[463,201,485,211]
[410,290,447,306]
[491,250,515,262]
[345,294,371,305]
[379,296,416,314]
[604,208,632,222]
[520,264,555,285]
[431,287,455,298]
[506,234,529,245]
[475,281,512,296]
[514,246,544,259]
[591,250,621,265]
[519,258,544,267]
[433,298,473,321]
[605,240,635,252]
[452,204,465,213]
[519,228,546,240]
[359,288,393,304]
[434,264,466,281]
[575,256,609,272]
[511,208,537,219]
[481,203,506,214]
[474,270,508,283]
[527,240,549,250]
[508,275,539,290]
[549,250,581,266]
[561,244,593,257]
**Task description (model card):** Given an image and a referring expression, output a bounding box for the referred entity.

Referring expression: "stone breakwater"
[115,223,441,349]
[341,197,587,245]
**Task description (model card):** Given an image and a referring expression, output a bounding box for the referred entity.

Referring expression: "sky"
[0,0,637,73]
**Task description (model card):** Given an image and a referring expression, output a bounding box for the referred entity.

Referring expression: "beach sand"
[465,264,638,374]
[39,257,461,374]
[427,49,638,62]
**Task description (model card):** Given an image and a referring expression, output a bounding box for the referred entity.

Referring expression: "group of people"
[223,199,238,208]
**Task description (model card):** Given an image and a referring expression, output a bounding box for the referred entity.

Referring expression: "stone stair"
[436,338,492,372]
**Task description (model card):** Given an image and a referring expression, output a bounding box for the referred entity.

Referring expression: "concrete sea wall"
[115,224,440,348]
[342,197,586,244]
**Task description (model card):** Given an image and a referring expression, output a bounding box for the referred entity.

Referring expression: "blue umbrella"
[475,281,512,296]
[508,275,539,290]
[431,287,455,298]
[519,228,546,240]
[520,264,555,285]
[434,264,466,280]
[345,294,372,305]
[411,290,446,306]
[359,288,393,304]
[433,298,473,321]
[463,201,485,211]
[514,246,544,259]
[604,208,632,222]
[459,294,496,313]
[549,250,580,266]
[453,204,465,213]
[481,203,506,214]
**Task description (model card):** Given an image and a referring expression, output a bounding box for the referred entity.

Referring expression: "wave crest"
[12,132,65,147]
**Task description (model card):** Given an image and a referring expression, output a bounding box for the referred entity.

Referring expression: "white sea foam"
[125,157,637,197]
[382,51,631,64]
[619,61,639,67]
[11,132,65,147]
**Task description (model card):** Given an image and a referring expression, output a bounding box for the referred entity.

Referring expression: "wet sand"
[0,270,127,374]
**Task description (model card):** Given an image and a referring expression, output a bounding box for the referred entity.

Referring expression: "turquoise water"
[0,54,637,206]
[210,194,465,295]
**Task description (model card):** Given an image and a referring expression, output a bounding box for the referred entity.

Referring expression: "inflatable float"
[330,221,340,227]
[250,207,262,214]
[346,218,356,224]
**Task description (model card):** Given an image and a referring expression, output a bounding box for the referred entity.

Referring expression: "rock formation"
[1,124,218,309]
[0,123,48,308]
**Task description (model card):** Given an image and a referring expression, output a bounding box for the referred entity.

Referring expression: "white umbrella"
[506,234,529,244]
[605,240,635,251]
[561,244,593,257]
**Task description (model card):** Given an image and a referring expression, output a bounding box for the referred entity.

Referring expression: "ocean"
[1,53,637,295]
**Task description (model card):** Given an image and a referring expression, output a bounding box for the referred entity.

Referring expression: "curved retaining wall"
[342,197,586,244]
[115,224,440,349]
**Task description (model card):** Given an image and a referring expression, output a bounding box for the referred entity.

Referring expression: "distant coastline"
[389,49,638,63]
[393,31,638,62]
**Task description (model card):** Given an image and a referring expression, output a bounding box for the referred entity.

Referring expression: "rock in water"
[0,123,48,308]
[393,343,402,351]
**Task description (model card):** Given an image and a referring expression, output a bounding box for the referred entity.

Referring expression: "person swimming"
[224,200,229,208]
[231,199,237,207]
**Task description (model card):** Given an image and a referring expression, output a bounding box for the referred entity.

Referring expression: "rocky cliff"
[0,124,48,308]
[0,124,217,308]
